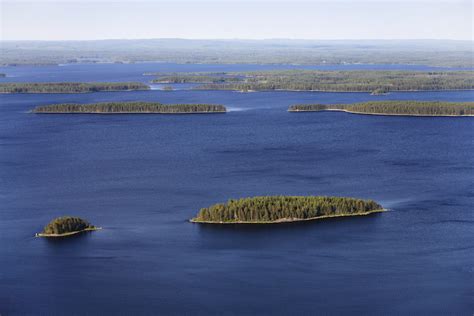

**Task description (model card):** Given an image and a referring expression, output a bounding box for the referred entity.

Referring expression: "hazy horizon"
[1,0,472,41]
[1,38,472,42]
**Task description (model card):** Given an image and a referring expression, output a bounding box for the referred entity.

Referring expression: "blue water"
[0,64,473,315]
[0,62,472,83]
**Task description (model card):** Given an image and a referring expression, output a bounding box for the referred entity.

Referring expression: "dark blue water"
[0,65,473,315]
[0,62,471,83]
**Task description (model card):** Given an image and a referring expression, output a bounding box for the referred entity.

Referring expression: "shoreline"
[288,109,474,117]
[190,209,386,224]
[35,227,102,238]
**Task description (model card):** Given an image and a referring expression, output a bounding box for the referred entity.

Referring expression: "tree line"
[192,196,382,223]
[151,75,241,84]
[289,101,474,116]
[0,82,150,93]
[33,102,227,113]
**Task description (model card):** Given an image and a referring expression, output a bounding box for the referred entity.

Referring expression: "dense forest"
[0,82,150,93]
[40,216,95,235]
[289,101,474,116]
[1,39,472,67]
[33,102,227,113]
[191,196,383,223]
[190,70,474,93]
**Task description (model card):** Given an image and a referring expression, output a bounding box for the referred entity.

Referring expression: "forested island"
[0,82,150,93]
[288,101,474,116]
[32,102,227,114]
[191,196,383,224]
[173,70,474,93]
[36,216,100,237]
[151,74,241,84]
[0,73,5,77]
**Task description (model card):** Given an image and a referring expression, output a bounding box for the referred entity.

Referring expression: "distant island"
[32,102,227,114]
[151,74,241,84]
[288,101,474,116]
[36,216,101,237]
[147,70,474,93]
[0,82,150,93]
[0,73,5,77]
[190,196,384,224]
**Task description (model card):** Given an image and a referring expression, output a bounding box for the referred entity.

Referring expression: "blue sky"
[1,0,472,40]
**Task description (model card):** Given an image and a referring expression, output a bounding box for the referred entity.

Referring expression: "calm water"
[0,64,473,315]
[1,62,472,83]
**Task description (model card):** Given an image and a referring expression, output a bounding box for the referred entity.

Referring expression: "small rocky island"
[0,82,150,93]
[289,101,474,116]
[32,102,227,114]
[36,216,101,237]
[191,196,384,224]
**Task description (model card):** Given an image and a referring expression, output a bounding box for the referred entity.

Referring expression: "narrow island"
[288,101,474,116]
[0,73,5,78]
[151,75,240,84]
[146,70,474,93]
[32,102,227,114]
[190,196,384,224]
[0,82,150,93]
[36,216,101,237]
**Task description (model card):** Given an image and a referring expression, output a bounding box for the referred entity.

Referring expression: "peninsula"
[288,101,474,116]
[32,102,227,114]
[190,196,384,224]
[36,216,101,237]
[0,82,150,93]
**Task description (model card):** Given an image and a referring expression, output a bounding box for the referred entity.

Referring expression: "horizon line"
[1,38,473,42]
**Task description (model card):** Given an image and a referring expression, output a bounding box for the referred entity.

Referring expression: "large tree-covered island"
[0,82,150,93]
[32,102,227,114]
[191,196,384,224]
[147,70,474,93]
[36,216,101,237]
[289,101,474,116]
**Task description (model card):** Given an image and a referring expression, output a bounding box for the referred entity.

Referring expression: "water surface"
[0,64,473,315]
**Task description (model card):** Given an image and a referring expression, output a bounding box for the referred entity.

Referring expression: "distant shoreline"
[190,209,385,224]
[35,227,102,238]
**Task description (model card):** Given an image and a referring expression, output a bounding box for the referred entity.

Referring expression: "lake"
[0,63,473,315]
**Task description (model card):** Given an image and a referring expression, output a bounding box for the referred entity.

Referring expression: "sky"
[1,0,473,41]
